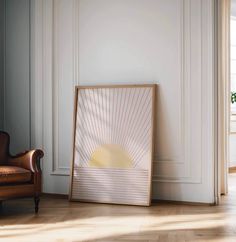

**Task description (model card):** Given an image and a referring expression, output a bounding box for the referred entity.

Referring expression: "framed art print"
[70,84,156,206]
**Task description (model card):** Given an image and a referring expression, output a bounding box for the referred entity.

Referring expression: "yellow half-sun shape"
[89,144,132,168]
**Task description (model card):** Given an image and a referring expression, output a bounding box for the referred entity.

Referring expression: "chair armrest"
[8,149,44,173]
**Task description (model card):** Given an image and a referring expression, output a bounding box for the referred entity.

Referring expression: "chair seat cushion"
[0,166,31,184]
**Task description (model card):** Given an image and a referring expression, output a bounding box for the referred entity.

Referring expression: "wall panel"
[32,0,215,203]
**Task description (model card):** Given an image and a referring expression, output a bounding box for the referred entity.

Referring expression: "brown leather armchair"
[0,131,44,213]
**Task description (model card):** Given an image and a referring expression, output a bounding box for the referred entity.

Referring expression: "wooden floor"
[1,175,236,242]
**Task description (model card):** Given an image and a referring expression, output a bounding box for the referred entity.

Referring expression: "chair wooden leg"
[34,196,40,213]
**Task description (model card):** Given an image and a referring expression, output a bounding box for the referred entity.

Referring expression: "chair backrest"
[0,131,10,165]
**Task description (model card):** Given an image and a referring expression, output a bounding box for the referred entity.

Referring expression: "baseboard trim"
[42,193,68,199]
[152,199,215,206]
[41,193,215,206]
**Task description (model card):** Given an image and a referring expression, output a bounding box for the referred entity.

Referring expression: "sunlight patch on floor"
[0,212,229,242]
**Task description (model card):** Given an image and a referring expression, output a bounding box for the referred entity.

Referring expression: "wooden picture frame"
[69,84,156,206]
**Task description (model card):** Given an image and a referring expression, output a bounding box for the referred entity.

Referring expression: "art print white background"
[74,87,153,170]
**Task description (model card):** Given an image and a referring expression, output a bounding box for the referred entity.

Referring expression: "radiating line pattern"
[72,86,154,205]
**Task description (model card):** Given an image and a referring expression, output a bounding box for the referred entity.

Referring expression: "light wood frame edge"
[148,84,157,206]
[69,87,79,201]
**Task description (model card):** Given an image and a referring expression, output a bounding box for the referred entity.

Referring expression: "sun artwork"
[89,144,132,168]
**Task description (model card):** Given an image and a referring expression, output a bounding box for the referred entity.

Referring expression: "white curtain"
[217,0,230,197]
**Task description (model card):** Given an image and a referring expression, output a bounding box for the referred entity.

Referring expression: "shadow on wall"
[0,0,4,130]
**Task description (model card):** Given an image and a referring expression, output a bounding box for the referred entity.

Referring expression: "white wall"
[32,0,215,203]
[4,0,31,153]
[0,0,4,130]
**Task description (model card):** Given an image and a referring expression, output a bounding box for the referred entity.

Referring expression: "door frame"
[215,0,231,204]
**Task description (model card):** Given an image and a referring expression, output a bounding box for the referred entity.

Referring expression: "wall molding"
[49,0,78,176]
[153,0,212,185]
[153,0,192,181]
[154,0,185,166]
